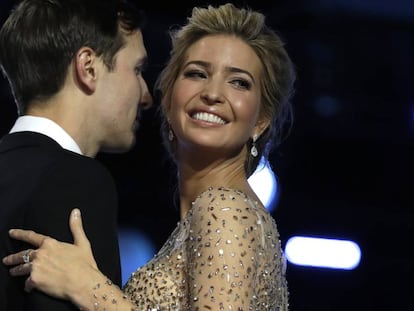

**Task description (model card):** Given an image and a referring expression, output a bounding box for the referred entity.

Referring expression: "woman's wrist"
[70,269,135,311]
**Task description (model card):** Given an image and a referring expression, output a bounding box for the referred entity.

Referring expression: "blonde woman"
[3,3,296,310]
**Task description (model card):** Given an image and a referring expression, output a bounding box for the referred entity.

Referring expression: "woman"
[3,3,296,310]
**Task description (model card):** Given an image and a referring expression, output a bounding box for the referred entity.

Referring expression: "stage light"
[118,228,157,285]
[285,236,361,270]
[248,157,279,212]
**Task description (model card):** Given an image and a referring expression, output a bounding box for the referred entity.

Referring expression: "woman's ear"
[162,97,172,120]
[253,115,271,140]
[74,47,98,94]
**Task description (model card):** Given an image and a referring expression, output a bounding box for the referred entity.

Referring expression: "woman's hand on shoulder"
[2,208,99,301]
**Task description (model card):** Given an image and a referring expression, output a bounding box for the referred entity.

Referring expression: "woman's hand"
[3,209,136,311]
[2,208,100,301]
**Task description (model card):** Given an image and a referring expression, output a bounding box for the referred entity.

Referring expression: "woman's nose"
[200,80,224,105]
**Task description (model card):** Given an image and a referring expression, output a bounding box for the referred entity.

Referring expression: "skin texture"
[93,30,152,154]
[169,34,265,156]
[169,35,270,218]
[5,210,98,297]
[26,30,152,157]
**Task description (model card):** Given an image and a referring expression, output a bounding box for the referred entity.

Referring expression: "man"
[0,0,152,309]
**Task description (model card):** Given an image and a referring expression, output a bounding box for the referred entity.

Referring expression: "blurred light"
[314,95,341,117]
[412,105,414,121]
[118,228,156,285]
[248,157,278,212]
[285,236,361,270]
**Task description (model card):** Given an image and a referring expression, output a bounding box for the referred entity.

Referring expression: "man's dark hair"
[0,0,143,114]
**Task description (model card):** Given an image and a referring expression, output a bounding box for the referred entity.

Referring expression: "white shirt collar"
[10,116,83,155]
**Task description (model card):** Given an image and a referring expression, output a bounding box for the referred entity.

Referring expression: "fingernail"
[8,229,14,234]
[72,208,81,218]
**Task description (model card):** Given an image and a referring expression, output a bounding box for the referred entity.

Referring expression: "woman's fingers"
[69,208,98,269]
[69,208,89,248]
[24,276,35,293]
[3,230,47,267]
[9,262,32,276]
[3,249,36,266]
[8,229,47,247]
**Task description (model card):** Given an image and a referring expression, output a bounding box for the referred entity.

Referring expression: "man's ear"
[74,47,98,94]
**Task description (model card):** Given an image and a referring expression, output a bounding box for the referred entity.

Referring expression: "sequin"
[123,187,288,310]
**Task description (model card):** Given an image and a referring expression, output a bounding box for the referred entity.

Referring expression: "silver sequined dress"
[123,187,288,310]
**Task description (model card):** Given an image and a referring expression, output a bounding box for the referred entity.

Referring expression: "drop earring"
[250,135,258,157]
[168,127,174,141]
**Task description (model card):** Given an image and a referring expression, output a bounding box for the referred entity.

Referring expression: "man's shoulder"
[0,132,113,184]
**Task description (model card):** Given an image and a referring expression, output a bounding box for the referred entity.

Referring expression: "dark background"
[1,0,413,310]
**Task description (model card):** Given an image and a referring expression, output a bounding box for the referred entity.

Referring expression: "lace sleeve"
[186,187,264,310]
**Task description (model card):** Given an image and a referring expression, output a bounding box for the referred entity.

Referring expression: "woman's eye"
[183,70,207,79]
[231,78,251,90]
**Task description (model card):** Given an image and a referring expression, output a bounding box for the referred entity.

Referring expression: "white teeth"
[192,112,226,125]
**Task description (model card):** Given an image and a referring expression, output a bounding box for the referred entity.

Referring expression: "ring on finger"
[22,249,33,264]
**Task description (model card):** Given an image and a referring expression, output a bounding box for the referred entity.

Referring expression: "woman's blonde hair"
[156,3,296,177]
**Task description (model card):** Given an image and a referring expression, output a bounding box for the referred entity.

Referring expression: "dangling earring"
[168,126,174,142]
[250,135,258,157]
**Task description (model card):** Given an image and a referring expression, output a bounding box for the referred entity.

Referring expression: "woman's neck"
[177,156,253,220]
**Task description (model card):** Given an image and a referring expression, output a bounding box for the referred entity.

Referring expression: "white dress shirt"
[10,116,82,155]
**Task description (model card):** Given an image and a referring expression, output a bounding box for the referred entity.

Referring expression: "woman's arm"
[2,209,137,311]
[185,188,262,310]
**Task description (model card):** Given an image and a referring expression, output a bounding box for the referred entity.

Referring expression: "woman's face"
[167,34,266,158]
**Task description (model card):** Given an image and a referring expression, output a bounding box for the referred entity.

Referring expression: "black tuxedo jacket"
[0,132,121,310]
